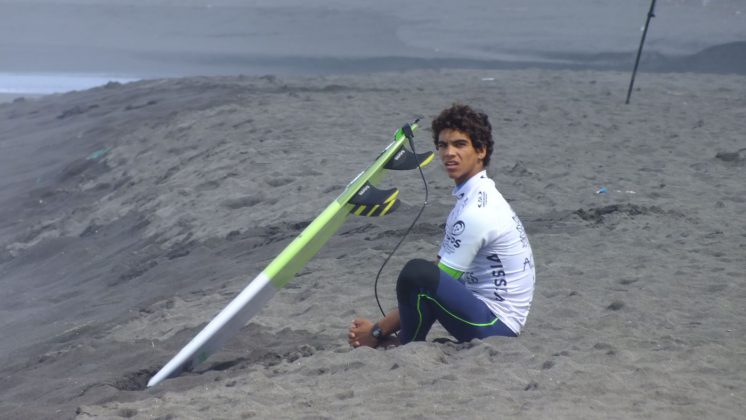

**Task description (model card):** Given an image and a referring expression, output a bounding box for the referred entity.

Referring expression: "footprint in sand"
[265,176,296,187]
[221,195,263,210]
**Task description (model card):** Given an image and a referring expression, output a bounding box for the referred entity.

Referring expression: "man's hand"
[348,318,379,348]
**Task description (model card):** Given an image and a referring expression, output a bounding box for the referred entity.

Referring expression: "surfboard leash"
[373,119,430,321]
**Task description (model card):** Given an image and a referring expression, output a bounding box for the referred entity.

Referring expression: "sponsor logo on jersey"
[488,253,507,302]
[451,220,465,236]
[463,271,479,284]
[442,233,462,254]
[477,191,487,208]
[512,215,529,248]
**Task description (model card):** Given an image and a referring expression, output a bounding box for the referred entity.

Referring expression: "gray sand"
[1,69,744,419]
[2,2,746,419]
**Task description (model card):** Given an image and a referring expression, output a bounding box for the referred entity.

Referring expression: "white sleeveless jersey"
[438,171,535,334]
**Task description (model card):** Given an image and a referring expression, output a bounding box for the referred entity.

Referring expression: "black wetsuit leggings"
[396,259,517,343]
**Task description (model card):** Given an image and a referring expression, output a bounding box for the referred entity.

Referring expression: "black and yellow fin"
[385,148,435,171]
[348,182,400,217]
[349,199,400,217]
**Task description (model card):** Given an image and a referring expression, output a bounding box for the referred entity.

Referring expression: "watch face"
[372,325,383,339]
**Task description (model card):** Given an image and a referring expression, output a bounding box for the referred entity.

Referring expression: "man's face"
[436,128,486,185]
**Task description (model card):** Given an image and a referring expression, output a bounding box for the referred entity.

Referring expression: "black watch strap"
[371,323,384,341]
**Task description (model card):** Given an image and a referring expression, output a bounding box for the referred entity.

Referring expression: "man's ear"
[477,147,487,162]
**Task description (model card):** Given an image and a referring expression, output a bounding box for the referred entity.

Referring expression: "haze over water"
[1,0,744,95]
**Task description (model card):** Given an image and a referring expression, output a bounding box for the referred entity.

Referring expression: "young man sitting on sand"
[348,104,535,348]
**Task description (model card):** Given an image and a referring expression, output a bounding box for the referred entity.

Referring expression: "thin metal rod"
[626,0,657,104]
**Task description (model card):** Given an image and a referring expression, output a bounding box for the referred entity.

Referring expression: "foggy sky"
[0,0,744,92]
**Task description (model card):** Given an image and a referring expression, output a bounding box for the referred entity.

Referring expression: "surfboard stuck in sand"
[148,121,433,387]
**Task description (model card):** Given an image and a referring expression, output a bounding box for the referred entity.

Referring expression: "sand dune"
[0,69,744,419]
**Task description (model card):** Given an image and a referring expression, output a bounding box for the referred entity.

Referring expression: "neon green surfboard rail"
[264,122,419,288]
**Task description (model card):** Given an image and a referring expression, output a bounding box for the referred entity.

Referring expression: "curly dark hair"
[431,103,494,167]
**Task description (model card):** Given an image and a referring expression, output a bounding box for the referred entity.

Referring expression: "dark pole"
[626,0,657,104]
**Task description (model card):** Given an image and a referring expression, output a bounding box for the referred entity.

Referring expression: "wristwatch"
[370,323,384,341]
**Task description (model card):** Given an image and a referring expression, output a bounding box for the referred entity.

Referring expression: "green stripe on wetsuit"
[411,261,500,339]
[437,261,463,280]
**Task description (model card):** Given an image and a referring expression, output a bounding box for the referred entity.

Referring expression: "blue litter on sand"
[596,186,608,194]
[86,147,111,161]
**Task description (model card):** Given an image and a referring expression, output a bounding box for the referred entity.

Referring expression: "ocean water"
[1,0,744,95]
[0,73,138,95]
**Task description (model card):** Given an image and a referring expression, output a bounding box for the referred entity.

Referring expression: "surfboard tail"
[147,272,278,387]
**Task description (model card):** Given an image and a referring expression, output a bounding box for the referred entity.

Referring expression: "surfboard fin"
[349,199,400,217]
[385,148,435,170]
[349,182,400,217]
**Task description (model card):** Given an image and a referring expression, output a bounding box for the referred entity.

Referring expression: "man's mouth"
[445,161,458,168]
